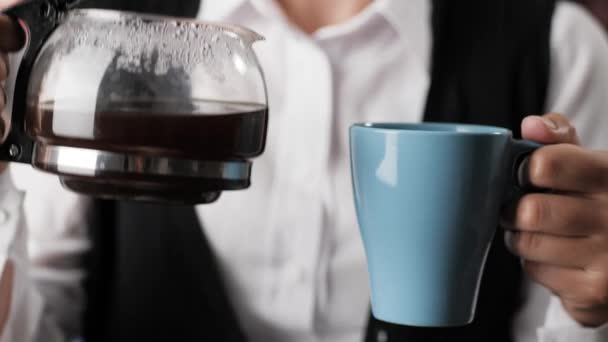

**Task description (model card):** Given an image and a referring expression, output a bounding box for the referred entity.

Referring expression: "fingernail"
[541,117,558,130]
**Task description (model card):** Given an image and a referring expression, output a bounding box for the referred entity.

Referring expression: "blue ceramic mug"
[349,122,540,327]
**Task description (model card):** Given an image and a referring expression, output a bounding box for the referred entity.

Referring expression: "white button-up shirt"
[2,1,608,341]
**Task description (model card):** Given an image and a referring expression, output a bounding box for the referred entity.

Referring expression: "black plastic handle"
[0,0,80,163]
[503,139,544,204]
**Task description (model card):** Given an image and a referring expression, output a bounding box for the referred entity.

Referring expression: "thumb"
[521,113,580,145]
[0,15,25,51]
[0,0,27,52]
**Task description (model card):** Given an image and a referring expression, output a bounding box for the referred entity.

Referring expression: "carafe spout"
[221,24,264,45]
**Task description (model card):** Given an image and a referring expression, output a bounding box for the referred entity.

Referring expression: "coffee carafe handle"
[0,0,80,163]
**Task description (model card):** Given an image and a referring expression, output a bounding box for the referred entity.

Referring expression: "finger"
[523,261,587,298]
[521,114,580,145]
[525,144,608,193]
[0,52,8,81]
[0,15,25,51]
[501,193,605,237]
[505,231,594,268]
[524,261,608,326]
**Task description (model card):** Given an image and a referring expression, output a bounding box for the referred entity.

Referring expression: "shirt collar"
[377,0,431,62]
[197,0,244,20]
[198,0,281,21]
[199,0,431,60]
[201,0,430,28]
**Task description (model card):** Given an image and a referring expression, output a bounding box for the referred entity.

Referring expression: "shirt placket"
[265,33,333,332]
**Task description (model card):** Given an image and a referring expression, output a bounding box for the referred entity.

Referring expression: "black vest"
[82,1,557,341]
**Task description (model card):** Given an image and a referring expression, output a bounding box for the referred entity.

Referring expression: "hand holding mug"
[350,115,608,328]
[350,122,540,327]
[502,113,608,327]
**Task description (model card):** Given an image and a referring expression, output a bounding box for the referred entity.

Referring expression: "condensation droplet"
[54,12,246,80]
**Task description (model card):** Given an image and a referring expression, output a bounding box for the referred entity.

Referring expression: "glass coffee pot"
[2,0,268,203]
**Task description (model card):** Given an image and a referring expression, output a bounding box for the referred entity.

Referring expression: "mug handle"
[0,0,79,163]
[503,139,544,203]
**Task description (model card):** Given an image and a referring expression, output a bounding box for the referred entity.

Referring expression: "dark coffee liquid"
[25,99,268,203]
[27,99,268,160]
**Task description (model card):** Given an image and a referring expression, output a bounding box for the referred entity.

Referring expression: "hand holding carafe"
[0,0,269,203]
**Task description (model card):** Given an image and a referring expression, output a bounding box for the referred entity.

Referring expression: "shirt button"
[0,209,10,224]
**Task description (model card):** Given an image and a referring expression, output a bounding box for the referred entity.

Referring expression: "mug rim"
[351,122,511,136]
